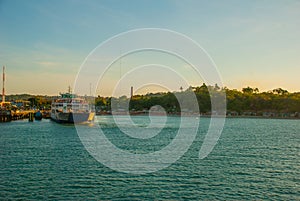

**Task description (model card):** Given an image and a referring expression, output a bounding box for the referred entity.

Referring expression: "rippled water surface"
[1,116,299,200]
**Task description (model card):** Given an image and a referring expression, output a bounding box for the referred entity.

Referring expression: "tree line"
[95,84,300,116]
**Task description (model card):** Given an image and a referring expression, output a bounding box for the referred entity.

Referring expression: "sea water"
[1,116,299,200]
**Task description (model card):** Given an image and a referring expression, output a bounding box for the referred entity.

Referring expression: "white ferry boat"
[50,92,95,123]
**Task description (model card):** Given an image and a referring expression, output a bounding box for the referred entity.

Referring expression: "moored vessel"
[34,110,43,120]
[50,92,94,123]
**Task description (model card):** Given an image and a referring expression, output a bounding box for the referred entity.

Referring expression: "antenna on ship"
[2,66,5,103]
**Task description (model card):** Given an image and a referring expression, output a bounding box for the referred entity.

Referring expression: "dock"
[0,110,51,122]
[0,109,11,122]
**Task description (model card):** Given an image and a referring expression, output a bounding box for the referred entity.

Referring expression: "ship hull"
[50,112,91,123]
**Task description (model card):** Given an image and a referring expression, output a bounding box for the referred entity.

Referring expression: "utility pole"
[90,83,92,97]
[68,86,71,94]
[130,86,133,98]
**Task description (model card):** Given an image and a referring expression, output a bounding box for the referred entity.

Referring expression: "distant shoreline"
[222,115,299,120]
[96,113,300,120]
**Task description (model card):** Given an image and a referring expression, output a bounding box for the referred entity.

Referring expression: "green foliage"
[99,85,300,115]
[226,87,300,114]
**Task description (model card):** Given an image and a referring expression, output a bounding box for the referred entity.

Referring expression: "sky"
[0,0,299,96]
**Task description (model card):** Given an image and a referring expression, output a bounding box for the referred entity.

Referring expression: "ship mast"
[2,66,5,103]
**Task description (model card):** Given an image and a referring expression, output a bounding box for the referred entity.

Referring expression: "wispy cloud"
[34,61,61,67]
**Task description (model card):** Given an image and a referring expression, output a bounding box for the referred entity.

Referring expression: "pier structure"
[0,65,10,122]
[0,109,51,122]
[0,109,11,122]
[0,66,52,122]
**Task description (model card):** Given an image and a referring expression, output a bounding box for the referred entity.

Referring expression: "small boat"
[34,110,43,120]
[50,92,95,123]
[42,110,51,119]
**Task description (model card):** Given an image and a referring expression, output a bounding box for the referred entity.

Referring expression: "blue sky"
[0,0,299,95]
